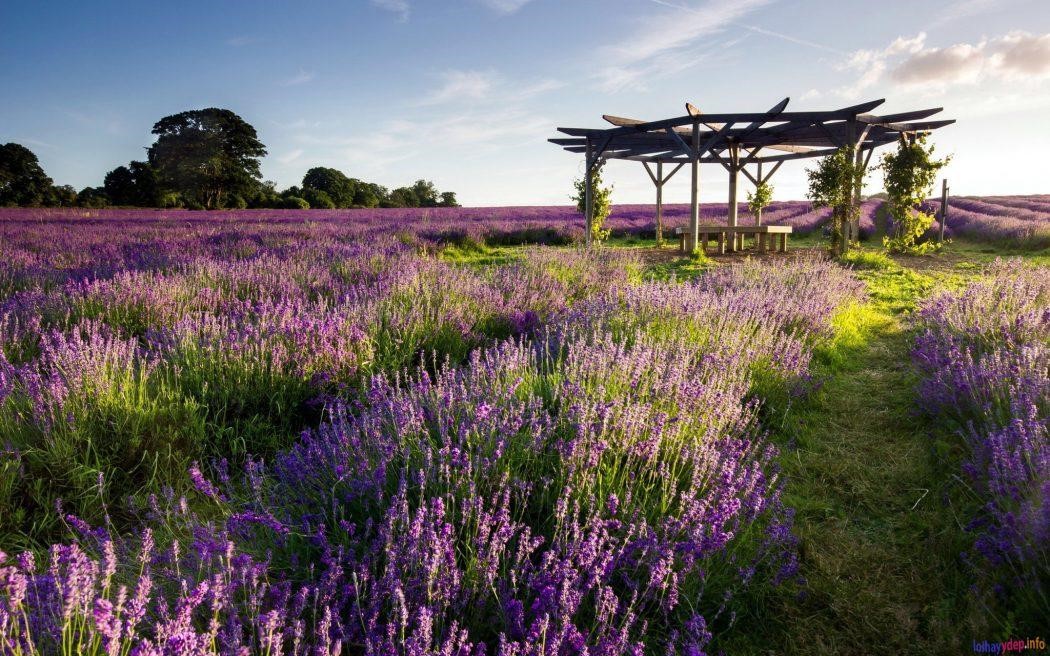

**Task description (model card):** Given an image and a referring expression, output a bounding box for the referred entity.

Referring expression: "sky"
[2,0,1049,206]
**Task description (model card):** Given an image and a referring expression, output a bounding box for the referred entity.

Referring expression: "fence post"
[939,178,949,243]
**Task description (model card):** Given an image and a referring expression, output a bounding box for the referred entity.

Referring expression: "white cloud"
[891,42,986,85]
[371,0,410,22]
[477,0,533,14]
[993,32,1050,77]
[282,70,317,86]
[418,70,497,106]
[835,31,1050,97]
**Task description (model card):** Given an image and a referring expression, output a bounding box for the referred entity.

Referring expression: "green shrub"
[278,196,310,210]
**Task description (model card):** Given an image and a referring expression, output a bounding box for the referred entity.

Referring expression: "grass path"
[733,263,978,654]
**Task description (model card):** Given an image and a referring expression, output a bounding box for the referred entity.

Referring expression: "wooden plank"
[662,162,685,183]
[760,159,783,183]
[642,161,659,186]
[856,107,943,124]
[564,99,890,137]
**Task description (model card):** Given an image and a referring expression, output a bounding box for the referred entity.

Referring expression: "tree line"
[0,108,458,210]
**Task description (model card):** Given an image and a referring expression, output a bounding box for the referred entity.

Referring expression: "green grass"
[721,258,991,654]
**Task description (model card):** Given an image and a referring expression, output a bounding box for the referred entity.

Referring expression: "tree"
[105,161,161,207]
[103,165,136,205]
[0,143,54,206]
[411,179,439,207]
[77,187,110,208]
[747,181,774,225]
[147,108,266,209]
[46,184,78,207]
[880,135,949,254]
[439,191,459,207]
[572,162,612,244]
[807,146,864,257]
[301,187,335,209]
[388,187,419,208]
[302,167,356,208]
[350,180,386,208]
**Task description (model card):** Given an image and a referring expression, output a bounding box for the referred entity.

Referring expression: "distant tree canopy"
[0,143,54,206]
[104,161,161,207]
[302,167,355,208]
[148,108,267,210]
[1,108,462,210]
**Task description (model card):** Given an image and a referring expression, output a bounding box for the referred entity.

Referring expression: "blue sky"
[2,0,1049,205]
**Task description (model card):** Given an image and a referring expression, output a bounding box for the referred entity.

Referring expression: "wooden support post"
[584,140,594,248]
[755,161,763,226]
[852,145,866,245]
[939,178,949,243]
[689,120,700,253]
[728,144,739,228]
[656,162,664,245]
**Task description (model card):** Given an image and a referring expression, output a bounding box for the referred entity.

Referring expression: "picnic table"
[675,225,792,255]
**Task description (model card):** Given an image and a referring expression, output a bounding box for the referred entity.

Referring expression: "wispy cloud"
[418,70,497,106]
[282,70,317,86]
[371,0,410,22]
[738,23,843,54]
[276,149,304,165]
[416,69,564,106]
[476,0,534,13]
[226,35,257,47]
[594,0,772,92]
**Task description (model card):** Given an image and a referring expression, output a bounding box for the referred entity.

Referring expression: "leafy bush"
[277,195,309,210]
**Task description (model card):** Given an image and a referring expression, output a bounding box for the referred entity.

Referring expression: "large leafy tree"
[302,167,356,208]
[147,108,266,209]
[0,143,54,206]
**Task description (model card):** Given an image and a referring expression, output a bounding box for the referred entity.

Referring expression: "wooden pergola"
[549,98,955,251]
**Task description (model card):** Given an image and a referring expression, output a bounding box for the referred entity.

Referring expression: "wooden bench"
[676,225,792,255]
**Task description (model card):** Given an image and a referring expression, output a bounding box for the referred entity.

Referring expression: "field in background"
[3,194,1048,251]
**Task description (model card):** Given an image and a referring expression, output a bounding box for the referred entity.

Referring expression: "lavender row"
[912,259,1049,623]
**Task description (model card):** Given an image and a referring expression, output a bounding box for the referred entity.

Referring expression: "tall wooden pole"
[584,139,594,248]
[728,143,739,228]
[852,145,865,246]
[756,161,763,226]
[689,121,700,253]
[656,162,664,245]
[939,178,949,243]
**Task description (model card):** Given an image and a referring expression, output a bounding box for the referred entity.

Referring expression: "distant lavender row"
[913,260,1049,621]
[937,196,1050,248]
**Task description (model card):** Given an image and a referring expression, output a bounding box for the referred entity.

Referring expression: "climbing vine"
[807,146,864,257]
[573,160,613,243]
[880,134,950,254]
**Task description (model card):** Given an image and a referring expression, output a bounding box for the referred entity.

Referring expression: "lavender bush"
[913,259,1049,624]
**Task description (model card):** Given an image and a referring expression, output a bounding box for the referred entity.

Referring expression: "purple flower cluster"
[913,259,1049,613]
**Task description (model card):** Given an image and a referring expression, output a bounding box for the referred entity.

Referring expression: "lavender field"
[0,206,1046,654]
[4,194,1049,253]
